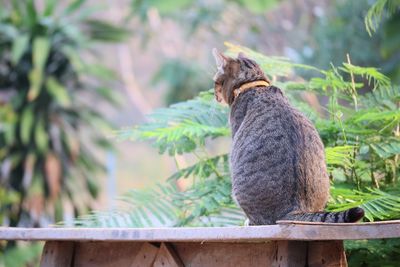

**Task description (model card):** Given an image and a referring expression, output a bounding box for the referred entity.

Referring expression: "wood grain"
[72,242,142,267]
[308,241,347,267]
[38,240,352,267]
[40,241,74,267]
[153,243,183,267]
[130,243,159,267]
[271,241,307,267]
[1,221,400,242]
[174,242,277,266]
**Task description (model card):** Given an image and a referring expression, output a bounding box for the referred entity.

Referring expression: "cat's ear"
[238,52,247,59]
[212,48,227,72]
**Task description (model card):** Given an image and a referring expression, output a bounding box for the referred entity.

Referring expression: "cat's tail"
[282,207,364,223]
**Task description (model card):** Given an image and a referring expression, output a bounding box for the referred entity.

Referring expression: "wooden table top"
[1,220,400,242]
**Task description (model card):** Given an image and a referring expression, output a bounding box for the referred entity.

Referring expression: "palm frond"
[328,187,400,221]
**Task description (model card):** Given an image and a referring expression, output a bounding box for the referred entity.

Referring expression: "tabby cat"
[212,48,364,225]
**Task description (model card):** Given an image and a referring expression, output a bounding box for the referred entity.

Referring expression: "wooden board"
[271,241,307,267]
[72,242,143,267]
[130,243,159,267]
[1,220,400,242]
[153,243,184,267]
[308,241,347,267]
[40,241,74,267]
[38,241,349,267]
[175,241,280,266]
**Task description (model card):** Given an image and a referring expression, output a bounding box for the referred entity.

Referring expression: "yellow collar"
[233,80,270,98]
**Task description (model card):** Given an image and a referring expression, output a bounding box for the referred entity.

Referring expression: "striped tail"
[283,207,364,223]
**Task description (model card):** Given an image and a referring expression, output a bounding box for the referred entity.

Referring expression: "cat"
[212,48,364,225]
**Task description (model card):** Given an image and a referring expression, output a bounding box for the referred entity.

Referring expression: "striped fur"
[212,49,364,225]
[283,207,365,223]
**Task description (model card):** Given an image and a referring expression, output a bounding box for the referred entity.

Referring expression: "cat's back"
[230,87,329,224]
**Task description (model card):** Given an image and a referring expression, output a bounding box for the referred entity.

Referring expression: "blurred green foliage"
[130,0,280,18]
[152,59,212,105]
[346,238,400,267]
[0,0,127,265]
[303,0,400,82]
[364,0,400,35]
[0,242,42,267]
[0,0,126,227]
[130,0,282,104]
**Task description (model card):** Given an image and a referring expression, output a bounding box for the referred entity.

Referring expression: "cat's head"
[212,48,269,105]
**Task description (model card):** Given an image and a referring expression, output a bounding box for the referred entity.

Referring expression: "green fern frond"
[188,206,245,227]
[168,154,228,181]
[72,182,181,227]
[328,187,400,221]
[115,90,229,155]
[71,174,239,228]
[370,138,400,159]
[174,175,236,226]
[309,70,355,94]
[365,0,400,35]
[340,63,391,90]
[353,109,400,123]
[360,86,400,110]
[325,145,355,170]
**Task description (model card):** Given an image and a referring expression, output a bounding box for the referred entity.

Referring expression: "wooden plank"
[130,243,159,267]
[308,241,347,267]
[40,241,74,267]
[153,243,184,267]
[72,241,143,267]
[174,242,277,266]
[39,240,349,267]
[271,241,307,267]
[1,221,400,242]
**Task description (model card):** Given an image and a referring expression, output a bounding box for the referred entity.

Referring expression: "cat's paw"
[244,218,250,226]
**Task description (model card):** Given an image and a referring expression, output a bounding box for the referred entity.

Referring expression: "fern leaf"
[329,187,400,221]
[360,86,400,110]
[325,145,355,170]
[365,0,400,35]
[115,91,229,155]
[353,110,400,123]
[340,63,391,90]
[370,139,400,159]
[168,154,228,181]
